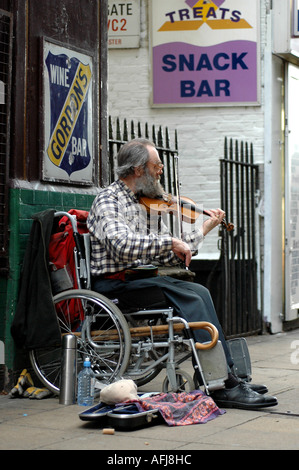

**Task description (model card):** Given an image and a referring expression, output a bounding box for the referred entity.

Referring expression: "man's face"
[135,146,164,197]
[146,146,164,180]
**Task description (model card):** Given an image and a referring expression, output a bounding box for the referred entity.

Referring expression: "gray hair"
[116,138,156,178]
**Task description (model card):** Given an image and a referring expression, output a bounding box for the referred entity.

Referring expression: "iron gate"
[219,137,262,337]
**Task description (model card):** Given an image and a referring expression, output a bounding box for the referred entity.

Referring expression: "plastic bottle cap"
[83,358,91,367]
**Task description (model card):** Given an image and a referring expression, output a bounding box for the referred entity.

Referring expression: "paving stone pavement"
[1,329,299,453]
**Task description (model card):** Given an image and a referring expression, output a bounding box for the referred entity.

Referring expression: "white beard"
[135,168,164,198]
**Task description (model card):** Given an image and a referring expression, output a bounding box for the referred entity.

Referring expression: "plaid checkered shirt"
[87,180,204,276]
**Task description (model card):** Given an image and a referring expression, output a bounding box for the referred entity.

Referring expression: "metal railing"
[219,137,261,337]
[108,116,178,188]
[108,116,179,234]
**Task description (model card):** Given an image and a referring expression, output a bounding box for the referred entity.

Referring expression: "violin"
[139,193,234,232]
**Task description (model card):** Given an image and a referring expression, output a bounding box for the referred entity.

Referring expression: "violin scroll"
[221,220,234,232]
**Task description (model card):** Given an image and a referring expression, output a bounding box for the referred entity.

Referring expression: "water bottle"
[77,357,95,406]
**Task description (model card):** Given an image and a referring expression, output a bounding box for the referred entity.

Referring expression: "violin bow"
[173,154,189,269]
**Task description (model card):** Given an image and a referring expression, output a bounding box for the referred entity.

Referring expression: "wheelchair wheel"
[29,289,131,395]
[162,369,195,393]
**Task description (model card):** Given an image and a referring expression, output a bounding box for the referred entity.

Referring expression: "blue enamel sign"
[43,41,93,184]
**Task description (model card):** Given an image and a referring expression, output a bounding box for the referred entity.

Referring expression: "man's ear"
[134,165,144,177]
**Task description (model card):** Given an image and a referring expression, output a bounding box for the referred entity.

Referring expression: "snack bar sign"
[150,0,260,107]
[42,41,93,184]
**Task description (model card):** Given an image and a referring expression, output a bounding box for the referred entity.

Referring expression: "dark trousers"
[92,275,233,368]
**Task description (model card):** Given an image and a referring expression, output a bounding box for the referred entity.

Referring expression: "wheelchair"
[29,211,251,397]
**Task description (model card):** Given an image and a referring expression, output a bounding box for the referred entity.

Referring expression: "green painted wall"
[1,187,96,385]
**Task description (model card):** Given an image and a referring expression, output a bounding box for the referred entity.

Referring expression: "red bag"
[49,210,89,329]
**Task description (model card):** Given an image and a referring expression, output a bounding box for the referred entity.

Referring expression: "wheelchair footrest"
[196,341,228,392]
[226,337,252,381]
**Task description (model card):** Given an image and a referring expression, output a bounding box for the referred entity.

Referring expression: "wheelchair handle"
[170,318,219,350]
[192,322,219,350]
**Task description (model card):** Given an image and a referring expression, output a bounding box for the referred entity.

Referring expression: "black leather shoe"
[246,383,268,394]
[238,379,268,395]
[210,383,278,410]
